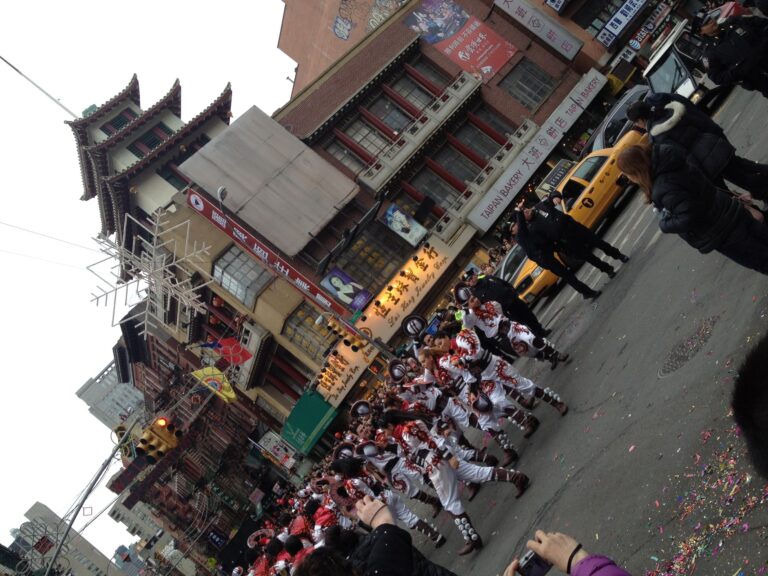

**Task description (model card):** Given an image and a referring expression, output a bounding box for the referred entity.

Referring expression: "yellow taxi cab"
[512,127,647,304]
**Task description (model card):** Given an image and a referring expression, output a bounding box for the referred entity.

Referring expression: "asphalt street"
[411,87,768,576]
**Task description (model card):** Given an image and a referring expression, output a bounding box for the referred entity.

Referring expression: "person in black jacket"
[462,269,550,337]
[627,93,768,199]
[511,208,602,300]
[618,143,768,274]
[695,14,768,97]
[535,193,629,270]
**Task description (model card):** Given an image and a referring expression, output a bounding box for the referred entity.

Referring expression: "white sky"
[0,0,296,558]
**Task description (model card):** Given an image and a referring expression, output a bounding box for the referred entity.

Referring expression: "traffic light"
[135,417,182,464]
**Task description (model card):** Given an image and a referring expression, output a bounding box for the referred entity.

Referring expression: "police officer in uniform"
[536,193,629,270]
[511,205,603,300]
[696,13,768,97]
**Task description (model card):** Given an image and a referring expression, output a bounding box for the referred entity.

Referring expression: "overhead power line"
[0,54,78,118]
[0,220,101,252]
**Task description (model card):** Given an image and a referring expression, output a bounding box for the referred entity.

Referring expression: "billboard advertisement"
[405,0,517,82]
[381,204,428,247]
[321,267,373,312]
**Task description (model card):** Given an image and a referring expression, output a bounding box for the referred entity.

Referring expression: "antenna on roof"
[0,54,78,118]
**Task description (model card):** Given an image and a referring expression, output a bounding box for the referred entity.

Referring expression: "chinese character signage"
[627,3,671,50]
[187,190,348,317]
[597,0,648,47]
[467,69,607,232]
[381,204,428,247]
[494,0,582,60]
[405,0,517,82]
[355,225,475,342]
[321,267,372,312]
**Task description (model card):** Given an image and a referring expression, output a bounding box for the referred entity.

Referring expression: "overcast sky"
[0,0,295,558]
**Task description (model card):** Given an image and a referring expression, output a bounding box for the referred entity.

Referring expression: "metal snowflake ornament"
[88,209,213,338]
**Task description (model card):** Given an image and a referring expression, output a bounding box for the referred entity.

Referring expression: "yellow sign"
[191,366,237,403]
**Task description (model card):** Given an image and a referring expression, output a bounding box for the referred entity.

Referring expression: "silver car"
[579,84,649,159]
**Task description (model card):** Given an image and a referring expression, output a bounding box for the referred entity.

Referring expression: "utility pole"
[43,422,139,576]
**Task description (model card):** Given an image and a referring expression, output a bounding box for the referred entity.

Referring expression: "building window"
[410,60,450,91]
[127,122,174,158]
[368,95,412,132]
[391,75,434,111]
[326,140,366,173]
[410,166,462,210]
[344,118,391,155]
[157,164,189,191]
[453,122,502,161]
[334,223,410,295]
[212,245,272,309]
[283,302,332,363]
[434,145,481,184]
[100,107,138,136]
[499,59,556,110]
[472,105,515,139]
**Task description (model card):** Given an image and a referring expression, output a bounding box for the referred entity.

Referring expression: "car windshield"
[604,118,626,148]
[498,245,527,282]
[572,156,608,183]
[648,51,688,93]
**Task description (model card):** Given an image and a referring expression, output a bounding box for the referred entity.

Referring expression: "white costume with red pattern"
[452,327,537,396]
[360,443,424,498]
[463,301,541,358]
[393,420,464,515]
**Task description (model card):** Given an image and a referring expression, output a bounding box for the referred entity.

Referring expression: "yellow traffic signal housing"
[151,417,182,450]
[135,417,182,464]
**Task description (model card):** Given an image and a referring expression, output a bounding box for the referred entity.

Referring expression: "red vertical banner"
[405,0,516,83]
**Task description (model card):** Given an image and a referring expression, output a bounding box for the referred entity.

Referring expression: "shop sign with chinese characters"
[597,0,648,47]
[315,340,377,407]
[494,0,582,60]
[467,69,608,232]
[355,226,475,342]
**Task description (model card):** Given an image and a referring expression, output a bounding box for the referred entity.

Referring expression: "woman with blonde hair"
[617,143,768,275]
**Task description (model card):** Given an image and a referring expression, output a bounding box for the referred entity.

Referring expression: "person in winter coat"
[695,14,768,97]
[462,269,550,337]
[504,530,631,576]
[510,207,603,300]
[294,496,458,576]
[535,193,629,271]
[617,143,768,275]
[626,93,768,199]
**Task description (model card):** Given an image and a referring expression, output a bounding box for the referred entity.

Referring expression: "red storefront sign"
[187,191,348,317]
[405,0,516,83]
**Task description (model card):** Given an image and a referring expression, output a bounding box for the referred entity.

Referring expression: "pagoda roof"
[87,79,183,157]
[66,75,141,201]
[100,83,233,238]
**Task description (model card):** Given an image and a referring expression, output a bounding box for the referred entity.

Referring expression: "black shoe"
[618,254,629,263]
[539,328,552,337]
[584,290,601,300]
[606,268,617,279]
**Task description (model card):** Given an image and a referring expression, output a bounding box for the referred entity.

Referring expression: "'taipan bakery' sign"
[467,69,607,232]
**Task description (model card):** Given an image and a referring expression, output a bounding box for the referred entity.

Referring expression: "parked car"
[642,2,748,111]
[512,128,648,304]
[579,84,650,159]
